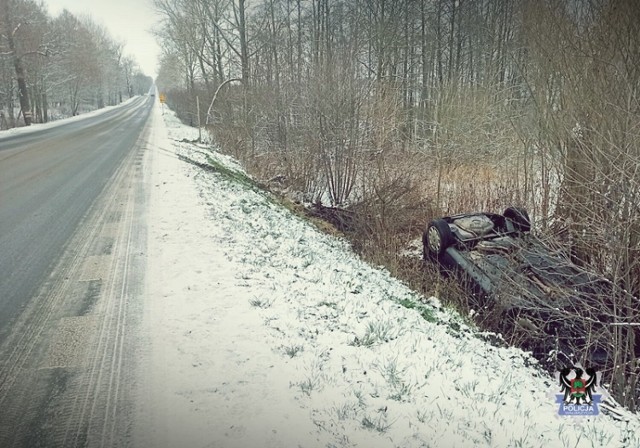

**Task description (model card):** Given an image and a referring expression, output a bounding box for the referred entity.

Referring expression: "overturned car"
[422,207,628,368]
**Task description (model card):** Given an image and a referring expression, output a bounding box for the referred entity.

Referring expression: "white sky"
[45,0,161,79]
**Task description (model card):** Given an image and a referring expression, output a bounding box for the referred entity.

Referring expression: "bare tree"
[0,0,46,125]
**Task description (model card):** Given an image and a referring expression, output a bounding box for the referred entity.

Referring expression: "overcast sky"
[45,0,161,79]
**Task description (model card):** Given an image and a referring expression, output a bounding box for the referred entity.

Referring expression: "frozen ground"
[135,102,640,448]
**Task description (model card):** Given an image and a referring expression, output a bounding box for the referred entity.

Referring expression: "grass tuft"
[361,414,392,433]
[350,320,398,347]
[283,344,304,358]
[249,297,273,308]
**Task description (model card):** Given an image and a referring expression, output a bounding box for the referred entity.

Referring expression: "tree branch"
[206,78,242,126]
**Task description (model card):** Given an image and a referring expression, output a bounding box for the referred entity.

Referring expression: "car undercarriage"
[423,208,636,370]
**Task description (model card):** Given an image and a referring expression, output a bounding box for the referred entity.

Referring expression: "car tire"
[504,207,531,232]
[424,219,455,257]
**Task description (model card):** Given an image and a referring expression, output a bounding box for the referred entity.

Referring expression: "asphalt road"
[0,96,154,447]
[0,97,151,341]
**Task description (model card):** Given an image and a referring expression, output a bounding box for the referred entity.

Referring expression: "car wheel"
[504,207,531,232]
[424,219,455,257]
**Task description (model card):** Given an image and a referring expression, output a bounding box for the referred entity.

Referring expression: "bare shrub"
[356,173,429,238]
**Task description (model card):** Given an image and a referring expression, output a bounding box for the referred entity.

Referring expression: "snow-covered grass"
[137,102,640,448]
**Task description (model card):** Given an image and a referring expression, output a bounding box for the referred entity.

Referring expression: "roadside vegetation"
[155,0,639,411]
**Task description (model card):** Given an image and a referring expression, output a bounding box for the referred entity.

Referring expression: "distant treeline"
[1,0,153,128]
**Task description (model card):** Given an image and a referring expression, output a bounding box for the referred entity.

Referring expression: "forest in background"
[0,0,153,128]
[154,0,640,410]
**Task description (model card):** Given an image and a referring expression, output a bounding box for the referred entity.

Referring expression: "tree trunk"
[447,0,456,82]
[296,0,302,84]
[421,0,428,109]
[15,61,32,125]
[34,86,42,123]
[2,0,32,126]
[43,91,48,123]
[236,0,250,129]
[238,0,249,87]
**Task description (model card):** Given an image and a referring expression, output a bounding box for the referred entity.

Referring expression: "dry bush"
[347,153,435,256]
[416,84,529,214]
[163,88,194,125]
[206,85,254,162]
[432,164,524,215]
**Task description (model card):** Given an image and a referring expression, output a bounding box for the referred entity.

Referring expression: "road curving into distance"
[0,96,154,446]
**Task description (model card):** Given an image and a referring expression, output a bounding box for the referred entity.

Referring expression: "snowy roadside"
[135,101,640,448]
[0,96,141,137]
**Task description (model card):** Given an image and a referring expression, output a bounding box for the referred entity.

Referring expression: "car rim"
[428,226,441,254]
